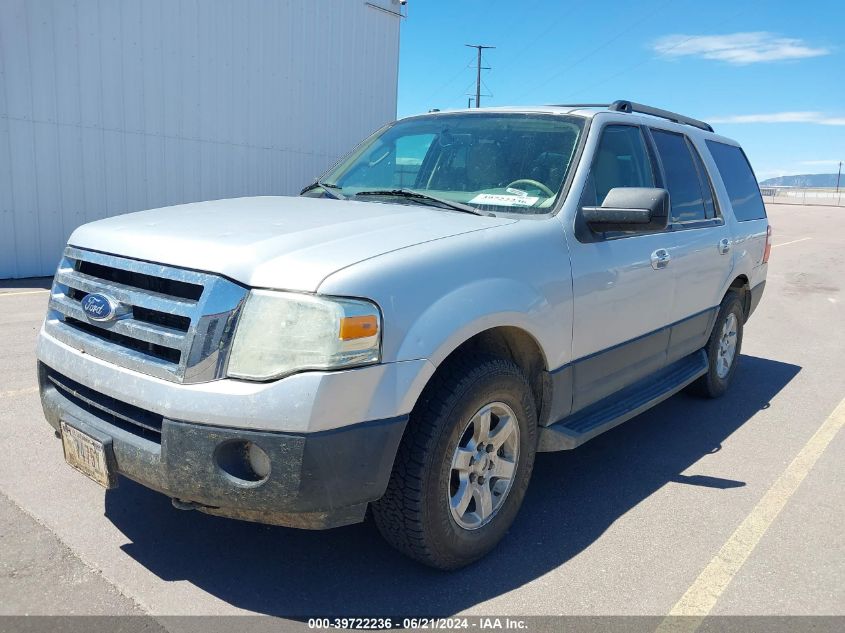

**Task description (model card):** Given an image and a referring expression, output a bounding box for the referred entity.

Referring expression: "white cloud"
[755,168,793,180]
[709,112,845,126]
[799,159,844,166]
[653,32,829,64]
[756,162,844,180]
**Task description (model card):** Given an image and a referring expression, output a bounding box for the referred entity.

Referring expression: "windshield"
[307,113,585,215]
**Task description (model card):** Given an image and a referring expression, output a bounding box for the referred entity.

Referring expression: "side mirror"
[582,187,670,232]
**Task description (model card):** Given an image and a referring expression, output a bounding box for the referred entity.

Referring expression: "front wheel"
[689,290,744,398]
[372,354,537,570]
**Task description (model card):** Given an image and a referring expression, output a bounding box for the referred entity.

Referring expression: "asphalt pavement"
[0,203,842,627]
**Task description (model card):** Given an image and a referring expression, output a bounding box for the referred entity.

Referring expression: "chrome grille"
[45,247,248,383]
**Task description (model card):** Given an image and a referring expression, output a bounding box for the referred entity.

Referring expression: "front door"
[564,123,677,412]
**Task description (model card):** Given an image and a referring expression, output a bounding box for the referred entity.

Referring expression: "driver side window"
[584,125,655,206]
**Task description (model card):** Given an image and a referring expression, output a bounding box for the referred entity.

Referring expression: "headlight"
[227,290,381,381]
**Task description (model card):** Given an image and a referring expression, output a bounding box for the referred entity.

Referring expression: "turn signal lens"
[340,315,379,340]
[763,225,772,263]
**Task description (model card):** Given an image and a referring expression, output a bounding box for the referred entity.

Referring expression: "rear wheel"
[689,290,744,398]
[372,354,537,570]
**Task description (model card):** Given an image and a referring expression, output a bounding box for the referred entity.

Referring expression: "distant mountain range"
[759,173,842,187]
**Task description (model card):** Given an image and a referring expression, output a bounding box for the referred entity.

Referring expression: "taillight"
[763,225,772,263]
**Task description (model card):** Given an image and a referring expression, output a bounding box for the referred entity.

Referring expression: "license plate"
[61,421,113,488]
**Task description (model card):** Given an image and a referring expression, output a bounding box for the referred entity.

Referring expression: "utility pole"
[465,44,494,108]
[837,161,842,193]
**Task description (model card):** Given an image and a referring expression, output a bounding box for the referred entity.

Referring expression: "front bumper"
[37,328,433,433]
[39,362,407,529]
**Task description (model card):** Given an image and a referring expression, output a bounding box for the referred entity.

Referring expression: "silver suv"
[37,101,770,569]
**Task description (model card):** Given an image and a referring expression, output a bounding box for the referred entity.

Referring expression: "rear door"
[647,128,732,363]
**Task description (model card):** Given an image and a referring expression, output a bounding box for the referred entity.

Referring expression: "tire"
[372,354,537,570]
[688,290,744,398]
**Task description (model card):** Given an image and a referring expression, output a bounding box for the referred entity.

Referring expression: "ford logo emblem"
[81,293,119,322]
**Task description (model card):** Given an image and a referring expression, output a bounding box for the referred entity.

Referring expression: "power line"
[494,0,587,76]
[445,79,482,111]
[466,44,495,108]
[523,0,675,101]
[560,0,762,101]
[423,55,476,107]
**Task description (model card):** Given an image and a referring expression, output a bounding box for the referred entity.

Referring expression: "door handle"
[718,238,732,254]
[651,248,671,270]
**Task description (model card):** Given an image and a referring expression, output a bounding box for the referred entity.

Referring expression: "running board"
[538,350,708,452]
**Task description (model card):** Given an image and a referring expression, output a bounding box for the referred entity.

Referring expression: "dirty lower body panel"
[38,362,408,529]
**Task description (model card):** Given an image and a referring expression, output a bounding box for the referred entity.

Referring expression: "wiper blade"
[354,189,487,216]
[301,180,346,200]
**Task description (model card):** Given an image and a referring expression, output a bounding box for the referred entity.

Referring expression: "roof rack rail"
[552,101,714,133]
[550,103,611,109]
[609,100,714,132]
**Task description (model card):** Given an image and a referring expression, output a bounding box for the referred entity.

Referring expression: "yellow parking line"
[0,289,50,297]
[772,237,812,248]
[0,386,39,399]
[656,395,845,633]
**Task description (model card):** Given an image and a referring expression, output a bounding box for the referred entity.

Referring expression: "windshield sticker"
[469,193,540,207]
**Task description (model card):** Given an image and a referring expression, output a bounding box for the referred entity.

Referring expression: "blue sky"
[396,0,844,181]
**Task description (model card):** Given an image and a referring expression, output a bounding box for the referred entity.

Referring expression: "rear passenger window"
[706,141,767,221]
[586,125,655,206]
[651,129,707,223]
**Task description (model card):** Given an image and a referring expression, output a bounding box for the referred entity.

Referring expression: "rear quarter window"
[705,141,766,221]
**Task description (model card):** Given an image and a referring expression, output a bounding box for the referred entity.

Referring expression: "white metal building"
[0,0,403,278]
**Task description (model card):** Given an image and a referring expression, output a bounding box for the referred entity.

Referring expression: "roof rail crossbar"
[609,100,714,132]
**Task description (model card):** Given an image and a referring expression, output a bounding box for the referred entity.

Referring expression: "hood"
[69,196,516,291]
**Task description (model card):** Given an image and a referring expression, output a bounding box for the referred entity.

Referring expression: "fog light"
[215,440,271,484]
[247,442,271,479]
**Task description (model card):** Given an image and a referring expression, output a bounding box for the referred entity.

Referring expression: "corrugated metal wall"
[0,0,401,278]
